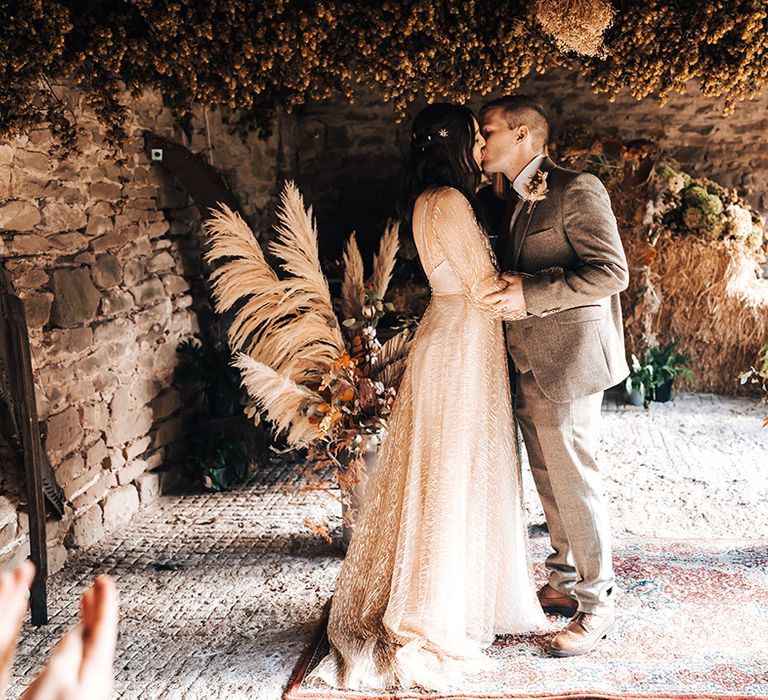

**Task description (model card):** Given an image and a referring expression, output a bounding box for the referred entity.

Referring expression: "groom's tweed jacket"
[496,157,630,403]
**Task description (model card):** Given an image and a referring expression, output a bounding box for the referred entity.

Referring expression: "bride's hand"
[483,273,526,315]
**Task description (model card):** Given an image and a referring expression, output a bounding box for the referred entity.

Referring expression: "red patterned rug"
[285,537,768,699]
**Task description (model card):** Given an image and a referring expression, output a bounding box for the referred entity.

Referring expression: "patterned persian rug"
[285,537,768,699]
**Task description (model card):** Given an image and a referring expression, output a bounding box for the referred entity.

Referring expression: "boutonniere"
[523,168,549,213]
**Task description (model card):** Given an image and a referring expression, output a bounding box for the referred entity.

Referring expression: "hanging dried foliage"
[1,1,767,155]
[584,0,768,112]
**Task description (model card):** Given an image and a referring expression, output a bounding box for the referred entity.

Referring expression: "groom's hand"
[484,273,526,313]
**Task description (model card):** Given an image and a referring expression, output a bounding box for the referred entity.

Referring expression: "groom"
[480,96,629,657]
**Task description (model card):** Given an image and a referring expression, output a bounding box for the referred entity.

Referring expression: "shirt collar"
[512,154,546,199]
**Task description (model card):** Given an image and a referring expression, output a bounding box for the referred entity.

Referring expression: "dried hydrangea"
[657,162,692,194]
[682,185,725,240]
[535,0,616,56]
[725,203,754,241]
[747,221,765,250]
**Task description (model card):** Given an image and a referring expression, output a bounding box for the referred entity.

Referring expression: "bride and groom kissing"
[309,95,630,692]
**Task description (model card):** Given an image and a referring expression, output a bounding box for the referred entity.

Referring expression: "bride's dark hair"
[398,103,484,223]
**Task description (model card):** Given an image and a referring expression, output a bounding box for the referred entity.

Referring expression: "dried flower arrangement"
[534,0,616,57]
[523,168,550,213]
[556,132,768,394]
[651,162,765,249]
[202,183,411,497]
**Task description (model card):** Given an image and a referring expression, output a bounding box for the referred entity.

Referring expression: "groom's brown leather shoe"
[537,583,578,617]
[549,611,616,657]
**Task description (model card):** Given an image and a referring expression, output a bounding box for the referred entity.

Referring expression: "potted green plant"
[645,342,694,402]
[173,338,243,418]
[625,354,654,407]
[625,342,694,407]
[172,338,263,490]
[185,433,253,492]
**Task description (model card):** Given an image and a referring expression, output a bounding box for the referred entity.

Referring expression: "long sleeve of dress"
[428,187,506,309]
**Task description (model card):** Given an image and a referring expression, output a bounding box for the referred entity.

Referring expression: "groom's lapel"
[498,189,519,266]
[510,157,556,271]
[510,204,534,271]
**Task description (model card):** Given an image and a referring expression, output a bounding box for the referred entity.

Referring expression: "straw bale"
[621,231,768,394]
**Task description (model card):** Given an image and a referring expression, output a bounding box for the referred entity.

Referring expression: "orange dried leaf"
[304,518,332,544]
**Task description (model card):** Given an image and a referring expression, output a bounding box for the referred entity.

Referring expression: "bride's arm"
[430,187,505,313]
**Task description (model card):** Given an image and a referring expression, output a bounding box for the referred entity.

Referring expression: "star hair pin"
[438,129,448,138]
[523,168,549,213]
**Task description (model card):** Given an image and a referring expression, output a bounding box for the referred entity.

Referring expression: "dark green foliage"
[172,338,253,490]
[184,432,251,492]
[172,338,241,419]
[626,341,695,407]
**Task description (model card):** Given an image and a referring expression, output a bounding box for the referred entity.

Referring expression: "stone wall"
[280,90,410,260]
[0,88,280,573]
[520,69,768,212]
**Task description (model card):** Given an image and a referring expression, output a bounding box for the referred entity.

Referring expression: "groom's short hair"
[480,96,550,152]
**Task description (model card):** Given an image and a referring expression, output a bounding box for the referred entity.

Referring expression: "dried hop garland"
[2,1,767,154]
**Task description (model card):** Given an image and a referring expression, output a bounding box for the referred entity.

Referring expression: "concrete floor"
[6,392,768,699]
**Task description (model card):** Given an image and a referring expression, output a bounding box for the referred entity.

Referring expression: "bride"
[308,103,546,692]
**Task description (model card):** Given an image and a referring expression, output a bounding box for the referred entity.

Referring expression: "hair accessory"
[438,129,448,138]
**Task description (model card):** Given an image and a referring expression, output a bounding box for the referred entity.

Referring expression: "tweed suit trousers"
[513,365,615,615]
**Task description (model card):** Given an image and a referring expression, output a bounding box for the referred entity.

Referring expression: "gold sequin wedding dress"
[308,186,546,692]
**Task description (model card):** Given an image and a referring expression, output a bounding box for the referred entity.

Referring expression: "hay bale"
[628,235,768,394]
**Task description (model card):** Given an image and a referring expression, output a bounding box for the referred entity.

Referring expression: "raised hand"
[78,576,119,699]
[20,575,118,700]
[0,559,36,699]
